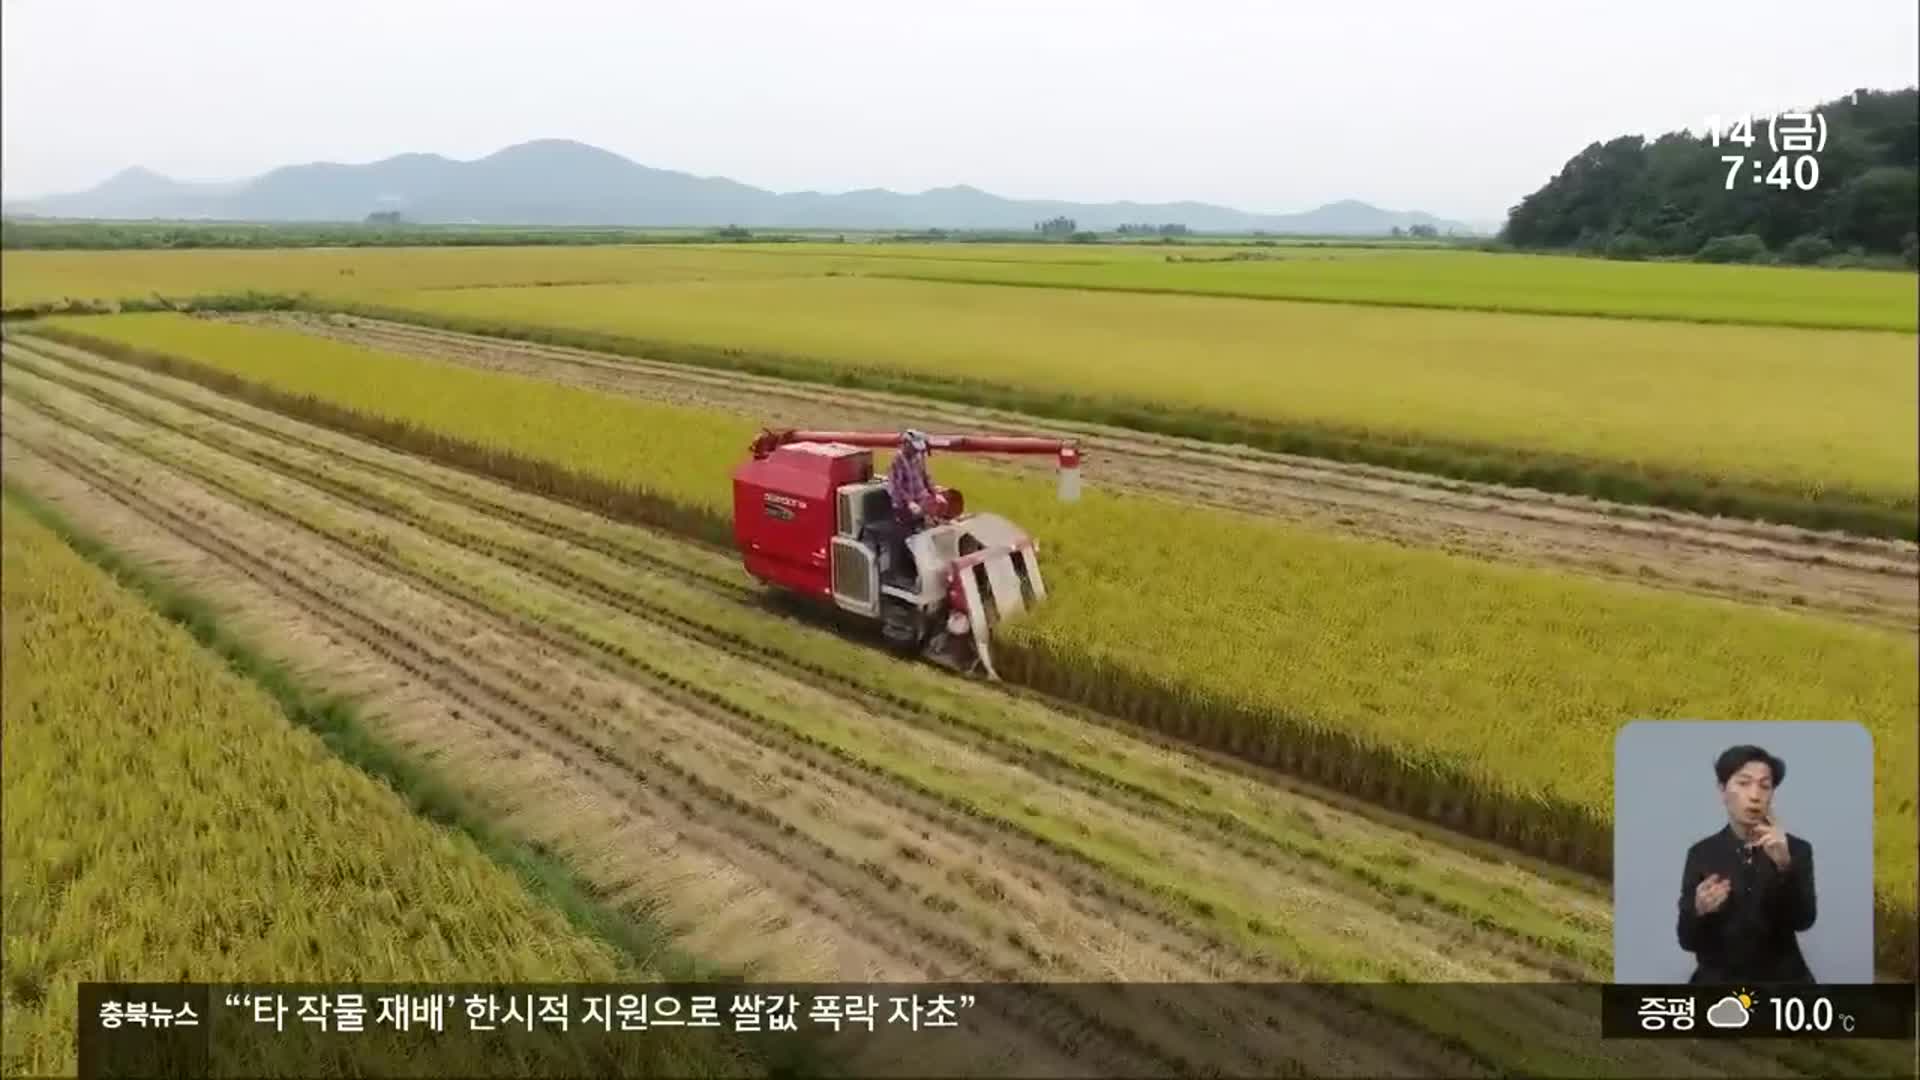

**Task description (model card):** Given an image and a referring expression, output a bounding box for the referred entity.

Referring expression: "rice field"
[4,231,1914,1022]
[0,243,1260,309]
[27,312,1914,976]
[0,496,749,1079]
[0,245,812,307]
[359,275,1919,535]
[8,325,1916,1079]
[9,243,1912,533]
[5,242,1912,331]
[857,247,1920,331]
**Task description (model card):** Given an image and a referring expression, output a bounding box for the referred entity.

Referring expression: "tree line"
[1501,87,1918,267]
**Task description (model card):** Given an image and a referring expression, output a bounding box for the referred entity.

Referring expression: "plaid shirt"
[887,448,934,519]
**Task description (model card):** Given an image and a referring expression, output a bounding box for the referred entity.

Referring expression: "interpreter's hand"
[1694,873,1732,916]
[908,501,923,516]
[1751,816,1792,870]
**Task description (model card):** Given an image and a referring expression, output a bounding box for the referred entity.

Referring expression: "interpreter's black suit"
[1676,825,1817,983]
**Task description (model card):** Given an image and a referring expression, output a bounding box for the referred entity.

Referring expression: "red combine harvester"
[733,429,1082,679]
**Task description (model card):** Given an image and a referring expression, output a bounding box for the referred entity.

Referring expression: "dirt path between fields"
[230,312,1918,633]
[7,340,1875,1079]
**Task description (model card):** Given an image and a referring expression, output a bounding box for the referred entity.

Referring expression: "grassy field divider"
[0,480,841,1080]
[20,320,1913,981]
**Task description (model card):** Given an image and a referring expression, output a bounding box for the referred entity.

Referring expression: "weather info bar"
[1600,983,1916,1039]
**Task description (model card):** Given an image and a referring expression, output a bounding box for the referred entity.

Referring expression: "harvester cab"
[732,428,1082,679]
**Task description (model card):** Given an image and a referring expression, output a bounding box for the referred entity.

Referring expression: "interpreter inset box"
[1612,721,1874,985]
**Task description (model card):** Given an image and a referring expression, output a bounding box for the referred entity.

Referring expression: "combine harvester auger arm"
[732,428,1082,680]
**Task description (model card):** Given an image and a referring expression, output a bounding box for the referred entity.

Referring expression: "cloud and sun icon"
[1706,988,1761,1029]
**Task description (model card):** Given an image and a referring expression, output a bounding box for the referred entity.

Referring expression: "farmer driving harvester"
[879,429,944,583]
[887,429,945,532]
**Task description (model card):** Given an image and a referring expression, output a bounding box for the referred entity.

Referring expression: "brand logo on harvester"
[763,493,809,510]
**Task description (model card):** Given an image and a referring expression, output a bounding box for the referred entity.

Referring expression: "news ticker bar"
[79,981,1919,1080]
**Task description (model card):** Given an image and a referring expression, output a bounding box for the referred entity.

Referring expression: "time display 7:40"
[1721,154,1819,191]
[1707,112,1826,191]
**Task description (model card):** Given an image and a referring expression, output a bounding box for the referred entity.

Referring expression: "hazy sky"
[4,0,1915,222]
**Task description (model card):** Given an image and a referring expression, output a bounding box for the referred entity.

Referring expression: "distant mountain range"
[3,139,1479,235]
